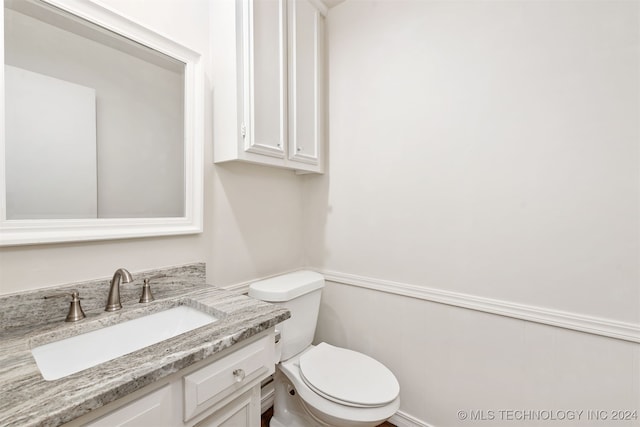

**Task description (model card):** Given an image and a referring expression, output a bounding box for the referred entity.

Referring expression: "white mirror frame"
[0,0,204,246]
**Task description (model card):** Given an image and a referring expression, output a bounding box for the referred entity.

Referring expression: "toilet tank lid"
[248,271,325,302]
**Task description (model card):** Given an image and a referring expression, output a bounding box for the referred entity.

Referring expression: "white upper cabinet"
[288,0,323,166]
[212,0,326,174]
[244,0,287,159]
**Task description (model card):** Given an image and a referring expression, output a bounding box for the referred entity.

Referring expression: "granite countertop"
[0,273,289,427]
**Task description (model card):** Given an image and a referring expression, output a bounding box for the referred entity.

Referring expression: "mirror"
[1,0,203,245]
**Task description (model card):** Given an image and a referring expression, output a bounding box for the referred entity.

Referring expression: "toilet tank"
[249,271,324,361]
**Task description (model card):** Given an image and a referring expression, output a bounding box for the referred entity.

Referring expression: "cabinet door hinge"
[241,123,246,138]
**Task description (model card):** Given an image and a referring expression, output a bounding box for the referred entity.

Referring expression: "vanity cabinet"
[67,332,275,427]
[84,385,174,427]
[192,388,260,427]
[212,0,326,174]
[183,335,273,423]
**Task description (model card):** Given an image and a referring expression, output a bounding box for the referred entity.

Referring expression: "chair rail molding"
[319,269,640,344]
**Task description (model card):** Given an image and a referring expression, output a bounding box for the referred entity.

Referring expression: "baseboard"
[259,381,431,427]
[260,383,430,427]
[319,269,640,344]
[390,410,433,427]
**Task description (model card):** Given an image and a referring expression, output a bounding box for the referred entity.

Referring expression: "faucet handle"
[44,291,86,322]
[139,274,165,303]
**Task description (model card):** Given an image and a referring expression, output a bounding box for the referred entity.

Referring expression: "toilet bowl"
[275,344,400,427]
[249,271,400,427]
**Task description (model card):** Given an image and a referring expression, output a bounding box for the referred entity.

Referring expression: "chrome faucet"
[105,268,133,312]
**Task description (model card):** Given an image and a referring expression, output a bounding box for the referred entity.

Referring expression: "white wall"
[1,1,638,426]
[307,1,640,425]
[316,281,639,427]
[5,66,97,219]
[0,0,304,293]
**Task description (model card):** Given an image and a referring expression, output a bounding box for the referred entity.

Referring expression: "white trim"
[389,410,433,427]
[218,268,303,294]
[320,270,640,344]
[220,279,253,295]
[0,2,5,227]
[307,0,328,17]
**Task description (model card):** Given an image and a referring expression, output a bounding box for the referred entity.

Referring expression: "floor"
[261,407,396,427]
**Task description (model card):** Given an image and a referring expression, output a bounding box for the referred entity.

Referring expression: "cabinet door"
[287,0,323,166]
[84,385,174,427]
[241,0,287,158]
[183,335,274,422]
[194,386,260,427]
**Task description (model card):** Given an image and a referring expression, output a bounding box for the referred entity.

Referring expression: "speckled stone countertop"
[0,264,290,427]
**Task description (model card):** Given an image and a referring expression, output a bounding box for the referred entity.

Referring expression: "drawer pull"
[233,369,245,383]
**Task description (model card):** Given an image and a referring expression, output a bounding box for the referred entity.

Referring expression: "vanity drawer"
[183,335,274,422]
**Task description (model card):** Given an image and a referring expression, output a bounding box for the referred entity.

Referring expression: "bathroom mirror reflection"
[1,0,203,245]
[4,0,185,219]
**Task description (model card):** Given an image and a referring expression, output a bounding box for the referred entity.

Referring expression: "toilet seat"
[278,345,401,426]
[298,343,400,408]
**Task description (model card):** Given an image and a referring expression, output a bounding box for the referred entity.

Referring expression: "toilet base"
[270,369,326,427]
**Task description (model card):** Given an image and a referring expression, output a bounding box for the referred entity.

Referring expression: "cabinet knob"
[232,369,245,383]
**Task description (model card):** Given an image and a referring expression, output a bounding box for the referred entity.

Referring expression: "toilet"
[249,271,400,427]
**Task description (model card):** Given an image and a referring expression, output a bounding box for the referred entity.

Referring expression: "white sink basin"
[32,305,218,381]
